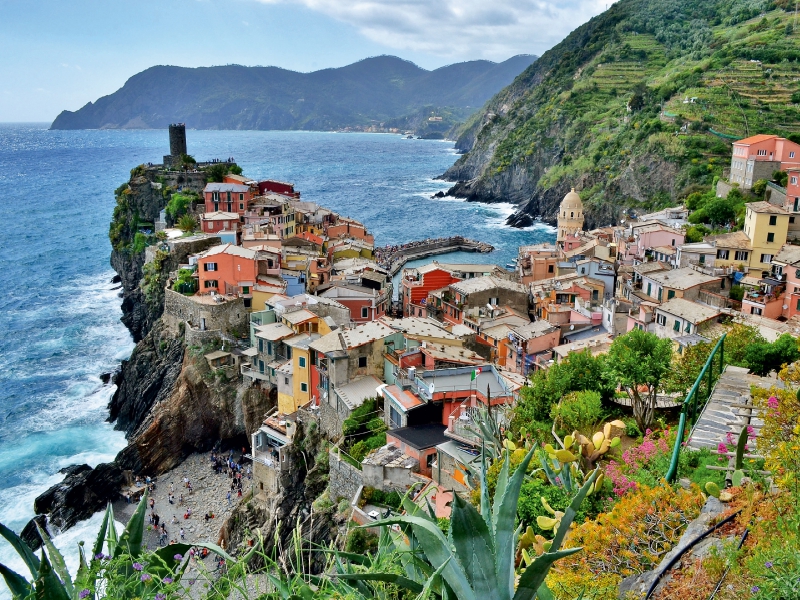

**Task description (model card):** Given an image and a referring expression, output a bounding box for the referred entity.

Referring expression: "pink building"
[729,135,800,190]
[631,224,684,262]
[773,245,800,319]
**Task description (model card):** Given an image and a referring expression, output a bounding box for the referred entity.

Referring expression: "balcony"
[743,285,785,305]
[688,261,734,277]
[241,363,270,382]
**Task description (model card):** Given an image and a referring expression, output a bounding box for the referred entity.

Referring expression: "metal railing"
[665,333,726,483]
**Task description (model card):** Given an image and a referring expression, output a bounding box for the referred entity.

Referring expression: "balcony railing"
[241,364,270,381]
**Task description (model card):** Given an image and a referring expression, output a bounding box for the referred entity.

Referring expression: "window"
[667,290,676,300]
[204,262,217,271]
[258,339,264,353]
[790,152,796,159]
[646,282,652,296]
[757,149,767,156]
[761,254,773,263]
[259,360,264,373]
[361,307,369,318]
[735,250,749,261]
[239,203,244,210]
[204,280,218,288]
[795,198,799,212]
[685,322,692,333]
[214,202,219,211]
[791,217,796,224]
[300,382,308,392]
[796,298,800,311]
[358,356,367,368]
[267,341,272,355]
[299,356,306,368]
[284,377,289,385]
[717,249,729,260]
[239,193,244,201]
[770,215,778,226]
[673,319,681,332]
[671,238,676,247]
[657,288,663,302]
[389,406,402,429]
[285,347,292,359]
[751,307,763,316]
[767,233,775,243]
[656,314,666,326]
[427,453,436,468]
[792,176,798,184]
[548,264,554,273]
[242,286,249,294]
[489,297,498,305]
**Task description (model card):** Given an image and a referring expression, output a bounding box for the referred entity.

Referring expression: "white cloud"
[254,0,610,61]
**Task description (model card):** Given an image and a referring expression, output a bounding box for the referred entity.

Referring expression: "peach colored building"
[729,134,800,190]
[326,217,375,245]
[517,244,558,284]
[507,320,561,375]
[197,244,257,301]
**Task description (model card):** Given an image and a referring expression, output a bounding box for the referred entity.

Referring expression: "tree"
[745,333,800,376]
[752,179,768,197]
[772,170,788,188]
[165,192,194,220]
[177,214,197,233]
[704,197,736,227]
[604,329,673,432]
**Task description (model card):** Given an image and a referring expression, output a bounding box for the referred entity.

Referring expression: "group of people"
[374,237,463,269]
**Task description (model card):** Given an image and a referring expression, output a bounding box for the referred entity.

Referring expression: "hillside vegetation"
[50,55,536,132]
[444,0,800,228]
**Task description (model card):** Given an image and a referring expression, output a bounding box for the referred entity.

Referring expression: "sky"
[0,0,611,122]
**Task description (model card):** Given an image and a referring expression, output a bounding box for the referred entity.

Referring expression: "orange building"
[729,135,800,190]
[401,263,461,317]
[326,217,375,245]
[203,183,253,216]
[197,244,258,302]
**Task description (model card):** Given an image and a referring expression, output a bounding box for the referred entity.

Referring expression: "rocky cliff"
[441,0,800,226]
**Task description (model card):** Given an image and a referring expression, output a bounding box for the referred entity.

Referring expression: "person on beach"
[227,491,231,506]
[149,497,155,510]
[168,492,174,504]
[180,527,185,540]
[184,477,189,488]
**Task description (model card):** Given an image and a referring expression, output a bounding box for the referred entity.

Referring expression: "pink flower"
[717,442,728,455]
[768,396,779,409]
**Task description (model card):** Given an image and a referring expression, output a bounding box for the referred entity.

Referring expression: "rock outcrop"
[116,346,272,475]
[33,462,124,532]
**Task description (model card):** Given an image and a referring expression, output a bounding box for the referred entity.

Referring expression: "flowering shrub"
[603,429,672,496]
[546,482,705,598]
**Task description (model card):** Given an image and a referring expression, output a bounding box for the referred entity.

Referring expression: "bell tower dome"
[557,188,584,242]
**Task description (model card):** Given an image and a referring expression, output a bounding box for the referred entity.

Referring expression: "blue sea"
[0,124,554,584]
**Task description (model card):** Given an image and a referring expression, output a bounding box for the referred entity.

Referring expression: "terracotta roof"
[705,231,752,250]
[735,134,778,145]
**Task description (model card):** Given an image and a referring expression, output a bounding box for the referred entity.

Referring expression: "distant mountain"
[50,55,537,132]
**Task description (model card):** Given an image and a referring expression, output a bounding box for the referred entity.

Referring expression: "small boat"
[505,262,517,269]
[405,135,414,139]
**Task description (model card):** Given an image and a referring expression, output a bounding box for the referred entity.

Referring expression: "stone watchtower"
[164,123,187,167]
[557,187,585,243]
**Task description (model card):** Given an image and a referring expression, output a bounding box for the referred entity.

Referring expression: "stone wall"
[163,288,248,335]
[319,394,349,441]
[184,326,222,348]
[715,179,735,198]
[328,448,363,502]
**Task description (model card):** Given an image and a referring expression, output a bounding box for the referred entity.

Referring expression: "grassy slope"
[448,0,800,222]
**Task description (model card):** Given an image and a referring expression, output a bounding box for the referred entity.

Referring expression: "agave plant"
[0,489,237,599]
[341,445,599,600]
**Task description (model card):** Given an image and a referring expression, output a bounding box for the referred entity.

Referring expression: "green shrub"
[345,528,378,554]
[366,416,387,433]
[132,232,149,254]
[623,417,642,439]
[166,192,194,219]
[729,284,744,302]
[551,390,603,434]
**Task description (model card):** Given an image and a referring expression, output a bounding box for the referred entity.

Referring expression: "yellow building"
[275,308,337,415]
[706,202,789,273]
[743,202,789,272]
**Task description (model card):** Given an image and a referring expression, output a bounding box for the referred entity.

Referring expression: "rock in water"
[20,515,48,552]
[506,211,533,228]
[34,462,124,531]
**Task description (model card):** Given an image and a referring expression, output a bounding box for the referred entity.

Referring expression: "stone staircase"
[687,365,777,453]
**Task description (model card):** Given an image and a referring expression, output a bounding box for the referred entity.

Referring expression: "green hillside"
[444,0,800,227]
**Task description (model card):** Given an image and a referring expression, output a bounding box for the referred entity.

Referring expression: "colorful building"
[203,183,253,215]
[728,135,800,190]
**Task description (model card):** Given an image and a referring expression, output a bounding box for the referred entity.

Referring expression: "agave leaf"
[34,522,72,598]
[610,437,621,449]
[418,556,451,600]
[336,572,425,595]
[105,504,118,557]
[549,468,599,553]
[449,492,498,596]
[511,547,582,600]
[495,445,537,600]
[538,453,559,487]
[114,488,148,558]
[480,448,492,535]
[33,550,70,600]
[367,515,477,600]
[92,505,111,560]
[0,522,40,579]
[0,562,31,599]
[493,450,511,527]
[536,582,556,600]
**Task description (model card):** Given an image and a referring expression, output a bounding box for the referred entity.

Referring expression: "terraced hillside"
[444,0,800,228]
